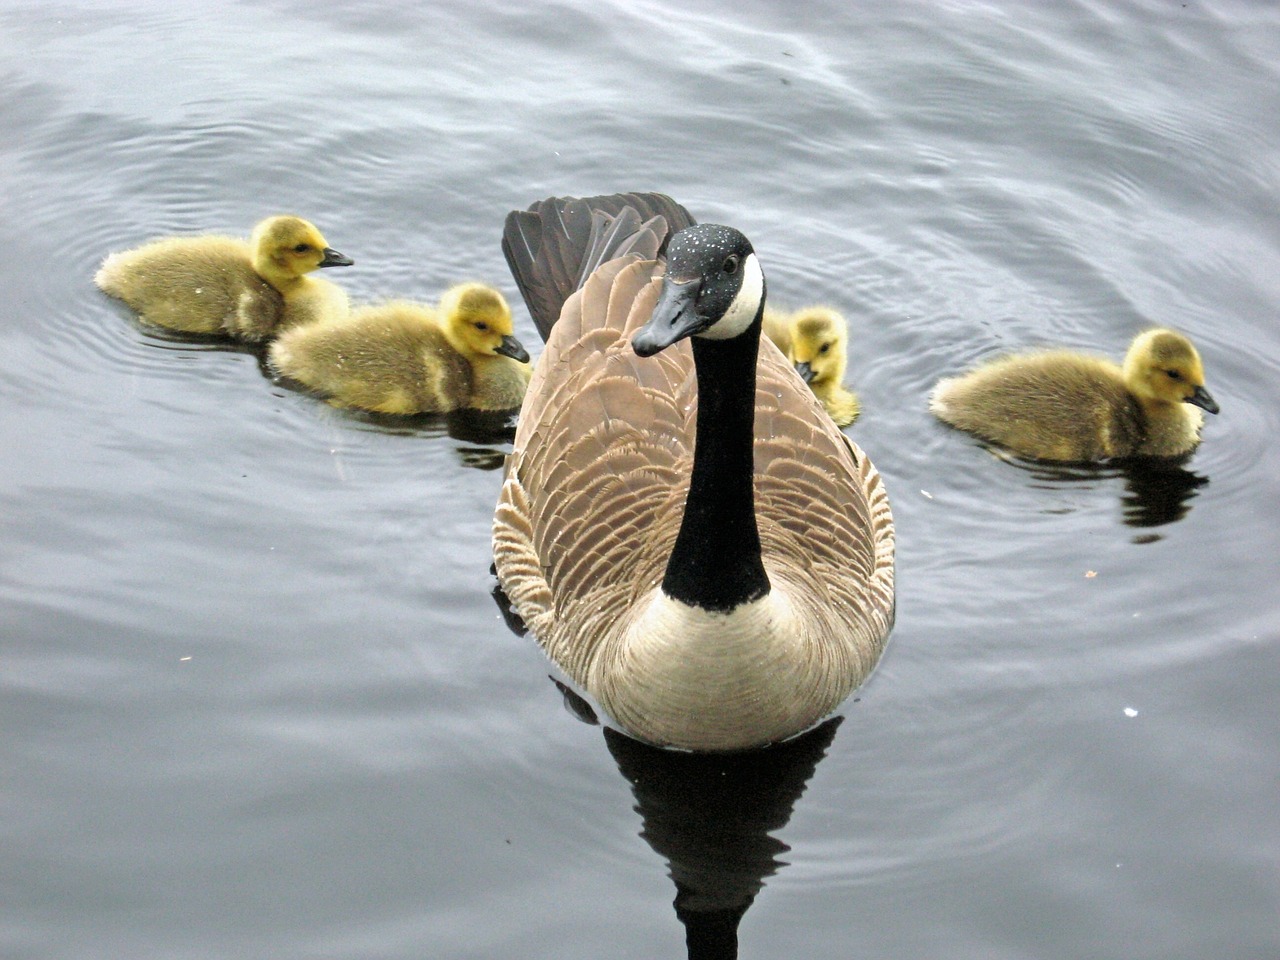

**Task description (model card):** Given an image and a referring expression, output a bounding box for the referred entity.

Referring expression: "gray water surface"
[2,1,1278,957]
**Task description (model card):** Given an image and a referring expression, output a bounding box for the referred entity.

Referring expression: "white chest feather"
[589,588,848,751]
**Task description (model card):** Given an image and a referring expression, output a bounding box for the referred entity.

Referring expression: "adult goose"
[493,193,895,751]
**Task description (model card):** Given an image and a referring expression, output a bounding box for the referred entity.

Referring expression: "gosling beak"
[318,247,354,268]
[795,361,816,384]
[1186,384,1219,415]
[495,334,530,363]
[633,276,705,357]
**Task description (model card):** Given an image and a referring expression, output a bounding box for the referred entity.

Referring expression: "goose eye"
[819,342,831,354]
[1165,369,1182,381]
[293,243,311,253]
[722,254,740,275]
[475,322,489,331]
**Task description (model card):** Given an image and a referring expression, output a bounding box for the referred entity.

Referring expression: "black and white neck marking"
[694,252,764,342]
[632,223,771,613]
[663,313,770,612]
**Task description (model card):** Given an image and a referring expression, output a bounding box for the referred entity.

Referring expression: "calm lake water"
[3,1,1278,957]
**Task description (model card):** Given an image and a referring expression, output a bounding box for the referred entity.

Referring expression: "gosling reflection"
[604,715,842,960]
[444,408,521,449]
[1116,457,1208,529]
[1018,456,1208,531]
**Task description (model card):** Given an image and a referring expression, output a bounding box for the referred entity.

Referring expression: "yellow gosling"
[763,305,860,426]
[268,282,531,415]
[929,328,1219,461]
[95,215,353,341]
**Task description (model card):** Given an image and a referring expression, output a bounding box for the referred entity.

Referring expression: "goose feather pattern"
[493,194,894,751]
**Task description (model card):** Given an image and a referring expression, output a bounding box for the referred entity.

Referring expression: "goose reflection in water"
[554,679,840,960]
[493,534,841,959]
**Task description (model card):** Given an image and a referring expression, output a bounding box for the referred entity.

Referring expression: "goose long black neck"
[661,317,770,612]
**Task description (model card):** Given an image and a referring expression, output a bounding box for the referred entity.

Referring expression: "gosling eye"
[474,321,489,332]
[1165,369,1183,381]
[722,254,740,275]
[819,342,831,354]
[293,243,311,253]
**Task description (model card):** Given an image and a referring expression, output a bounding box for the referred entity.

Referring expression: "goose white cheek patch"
[698,254,763,340]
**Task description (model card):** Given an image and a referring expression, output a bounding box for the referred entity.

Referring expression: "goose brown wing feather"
[501,202,590,339]
[502,193,695,340]
[497,253,895,677]
[498,258,692,646]
[751,337,884,610]
[513,256,644,443]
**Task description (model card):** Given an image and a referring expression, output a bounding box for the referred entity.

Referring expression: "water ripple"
[4,1,1280,956]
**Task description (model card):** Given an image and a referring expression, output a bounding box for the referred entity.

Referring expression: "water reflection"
[254,345,518,467]
[445,409,519,459]
[134,326,249,350]
[1012,452,1208,531]
[490,578,527,638]
[1114,457,1209,529]
[500,583,840,959]
[131,326,519,462]
[605,717,841,960]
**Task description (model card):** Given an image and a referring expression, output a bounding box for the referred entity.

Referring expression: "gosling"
[929,328,1219,461]
[268,282,531,415]
[95,215,353,341]
[763,305,861,426]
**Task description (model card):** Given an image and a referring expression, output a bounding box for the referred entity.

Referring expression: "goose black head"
[633,224,765,357]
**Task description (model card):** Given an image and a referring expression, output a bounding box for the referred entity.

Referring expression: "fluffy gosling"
[929,328,1219,461]
[268,282,531,415]
[762,305,861,426]
[95,215,353,341]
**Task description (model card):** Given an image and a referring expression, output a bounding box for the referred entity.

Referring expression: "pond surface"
[2,1,1278,957]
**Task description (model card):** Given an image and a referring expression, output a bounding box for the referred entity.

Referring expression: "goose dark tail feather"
[502,192,696,342]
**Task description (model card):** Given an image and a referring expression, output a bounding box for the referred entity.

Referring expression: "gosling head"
[787,307,848,387]
[1123,329,1219,414]
[440,282,528,362]
[250,215,353,284]
[633,224,765,357]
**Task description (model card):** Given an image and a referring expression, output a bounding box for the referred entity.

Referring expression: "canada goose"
[94,215,353,341]
[493,194,895,751]
[762,305,861,426]
[929,328,1219,461]
[268,282,530,415]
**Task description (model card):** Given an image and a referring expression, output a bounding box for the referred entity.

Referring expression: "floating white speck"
[920,489,933,499]
[180,656,192,662]
[1124,707,1138,718]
